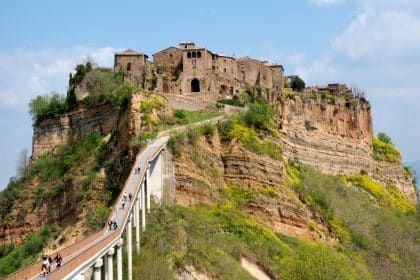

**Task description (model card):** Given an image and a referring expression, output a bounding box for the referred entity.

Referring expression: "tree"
[16,149,29,180]
[377,132,393,145]
[291,76,305,92]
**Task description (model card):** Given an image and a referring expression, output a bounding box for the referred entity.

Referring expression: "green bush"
[244,101,274,131]
[86,204,111,232]
[111,82,134,108]
[377,132,393,145]
[173,109,186,119]
[372,137,401,163]
[167,132,185,157]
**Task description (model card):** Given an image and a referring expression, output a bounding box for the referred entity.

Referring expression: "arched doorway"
[191,78,200,92]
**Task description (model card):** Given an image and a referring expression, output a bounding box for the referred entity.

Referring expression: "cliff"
[276,95,416,201]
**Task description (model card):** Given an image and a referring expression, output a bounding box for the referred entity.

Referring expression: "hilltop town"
[74,42,351,103]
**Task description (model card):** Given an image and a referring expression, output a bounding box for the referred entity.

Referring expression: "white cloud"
[0,46,115,107]
[298,1,420,162]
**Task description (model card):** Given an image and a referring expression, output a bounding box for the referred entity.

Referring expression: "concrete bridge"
[3,115,225,280]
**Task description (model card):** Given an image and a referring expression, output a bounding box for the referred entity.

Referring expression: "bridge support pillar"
[107,247,115,280]
[103,254,108,280]
[135,195,140,254]
[126,213,133,280]
[141,180,146,231]
[116,238,123,280]
[146,164,151,213]
[93,258,103,280]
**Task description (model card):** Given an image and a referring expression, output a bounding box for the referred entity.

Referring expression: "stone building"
[114,42,285,99]
[114,49,150,88]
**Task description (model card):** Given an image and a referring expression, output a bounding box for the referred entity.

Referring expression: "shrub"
[372,137,401,163]
[244,101,274,131]
[173,109,186,120]
[377,132,393,145]
[86,204,110,232]
[199,123,216,137]
[111,82,134,108]
[259,187,279,198]
[167,132,185,157]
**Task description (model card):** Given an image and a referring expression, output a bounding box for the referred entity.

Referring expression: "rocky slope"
[276,95,416,201]
[174,132,331,242]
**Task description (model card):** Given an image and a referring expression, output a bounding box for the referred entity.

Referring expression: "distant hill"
[406,160,420,188]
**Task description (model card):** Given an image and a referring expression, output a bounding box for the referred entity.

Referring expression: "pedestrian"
[47,256,52,273]
[40,263,47,277]
[41,256,49,275]
[128,192,132,202]
[123,191,128,201]
[121,202,125,209]
[108,219,112,230]
[113,220,118,230]
[54,252,62,268]
[138,167,141,174]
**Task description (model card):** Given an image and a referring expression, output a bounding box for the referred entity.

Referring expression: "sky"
[0,0,419,189]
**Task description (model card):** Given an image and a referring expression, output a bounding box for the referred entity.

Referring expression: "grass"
[133,202,367,280]
[218,117,282,160]
[287,162,419,280]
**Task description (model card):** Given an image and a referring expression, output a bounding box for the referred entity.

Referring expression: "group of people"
[134,166,141,174]
[40,253,62,276]
[121,191,133,209]
[107,219,118,231]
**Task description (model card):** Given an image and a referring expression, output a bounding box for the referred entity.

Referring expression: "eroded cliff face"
[174,133,332,242]
[1,96,143,245]
[277,95,416,201]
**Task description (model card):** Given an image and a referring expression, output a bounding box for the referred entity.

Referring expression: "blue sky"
[1,0,419,189]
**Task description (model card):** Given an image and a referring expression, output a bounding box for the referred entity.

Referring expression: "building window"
[169,53,173,58]
[127,63,131,71]
[187,52,191,58]
[212,66,215,70]
[192,52,197,58]
[224,68,227,73]
[197,51,201,58]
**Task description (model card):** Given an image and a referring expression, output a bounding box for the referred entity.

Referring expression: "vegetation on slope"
[0,131,130,274]
[287,163,418,280]
[133,202,365,279]
[372,132,401,163]
[0,225,58,277]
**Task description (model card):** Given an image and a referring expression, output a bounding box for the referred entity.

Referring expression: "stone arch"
[191,78,200,92]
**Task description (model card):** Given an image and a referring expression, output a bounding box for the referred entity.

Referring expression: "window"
[224,68,227,73]
[187,52,191,58]
[169,53,173,58]
[212,66,215,70]
[197,51,201,58]
[127,63,131,71]
[192,52,196,58]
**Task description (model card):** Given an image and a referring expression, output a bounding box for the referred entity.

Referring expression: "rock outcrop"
[277,95,416,201]
[174,134,331,242]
